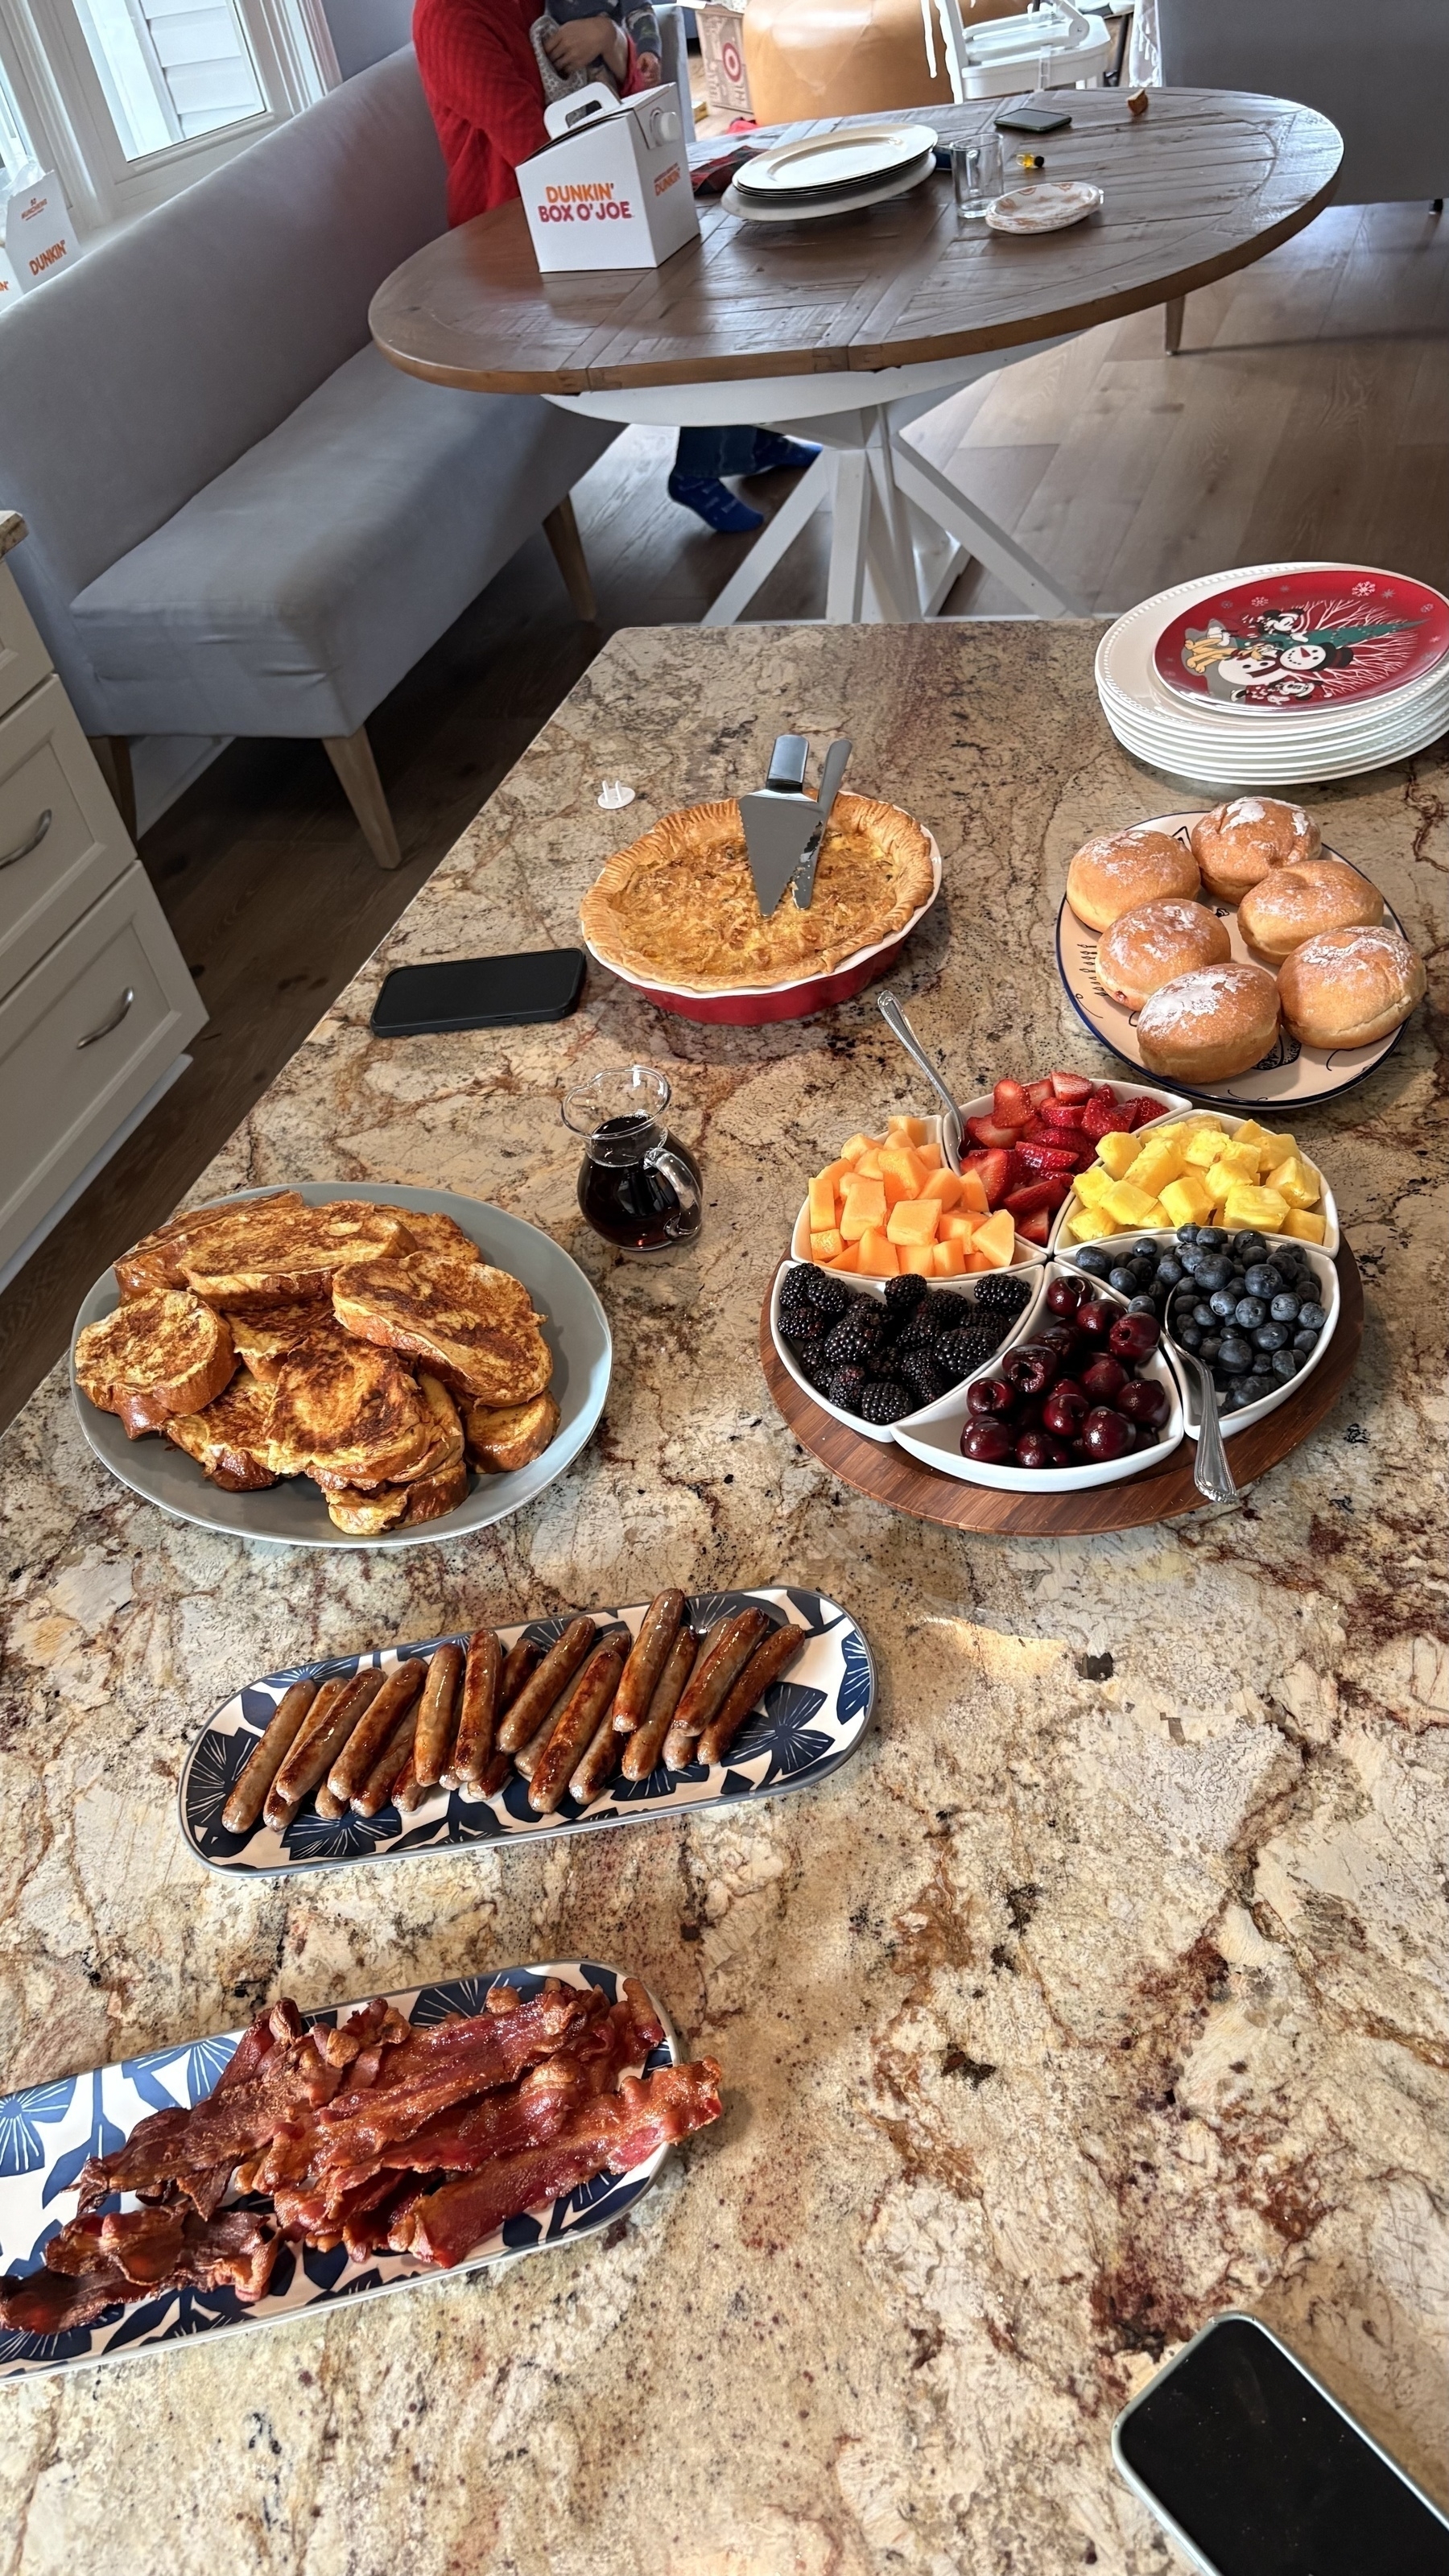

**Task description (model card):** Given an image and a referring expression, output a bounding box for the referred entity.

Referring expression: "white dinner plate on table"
[733,123,936,199]
[68,1181,612,1550]
[985,180,1102,235]
[724,154,935,225]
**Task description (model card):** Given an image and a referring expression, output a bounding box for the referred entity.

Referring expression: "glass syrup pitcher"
[562,1065,703,1256]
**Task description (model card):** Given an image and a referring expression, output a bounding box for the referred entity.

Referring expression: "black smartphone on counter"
[370,948,586,1036]
[995,105,1072,134]
[1113,2313,1449,2576]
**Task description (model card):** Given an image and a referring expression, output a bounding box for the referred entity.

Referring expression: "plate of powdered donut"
[1054,798,1426,1106]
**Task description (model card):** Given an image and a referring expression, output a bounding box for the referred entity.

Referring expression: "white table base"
[547,344,1082,625]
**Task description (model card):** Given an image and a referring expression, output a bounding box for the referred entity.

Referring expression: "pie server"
[739,734,852,914]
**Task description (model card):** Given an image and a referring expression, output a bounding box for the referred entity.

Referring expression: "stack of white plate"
[1097,561,1449,786]
[725,124,936,225]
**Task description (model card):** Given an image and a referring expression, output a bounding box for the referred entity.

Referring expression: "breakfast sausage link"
[353,1707,421,1817]
[499,1637,540,1711]
[698,1624,806,1765]
[496,1616,597,1754]
[414,1641,464,1787]
[263,1676,351,1830]
[327,1662,425,1804]
[269,1670,383,1820]
[528,1645,626,1816]
[611,1590,687,1734]
[670,1608,771,1743]
[223,1679,318,1835]
[451,1630,503,1785]
[620,1625,701,1782]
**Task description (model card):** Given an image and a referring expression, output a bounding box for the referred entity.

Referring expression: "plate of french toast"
[68,1182,612,1546]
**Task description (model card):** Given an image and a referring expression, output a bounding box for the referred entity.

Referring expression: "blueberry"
[1129,1295,1158,1315]
[1234,1296,1266,1329]
[1209,1288,1239,1321]
[1270,1347,1303,1381]
[1178,1323,1203,1352]
[1298,1301,1327,1335]
[1108,1266,1137,1296]
[1191,1301,1217,1331]
[1156,1257,1185,1290]
[1293,1327,1320,1353]
[1178,1249,1203,1278]
[1244,1264,1282,1299]
[1222,1380,1256,1411]
[1269,1292,1300,1323]
[1233,1232,1268,1263]
[1196,1257,1232,1291]
[1177,1224,1200,1244]
[1241,1375,1275,1406]
[1199,1334,1223,1364]
[1253,1320,1289,1352]
[1218,1337,1253,1374]
[1198,1228,1227,1252]
[1129,1241,1158,1263]
[1075,1247,1113,1278]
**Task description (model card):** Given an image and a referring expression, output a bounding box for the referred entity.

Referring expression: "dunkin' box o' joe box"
[518,82,700,274]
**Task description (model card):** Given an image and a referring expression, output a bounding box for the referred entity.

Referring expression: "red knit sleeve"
[415,0,548,175]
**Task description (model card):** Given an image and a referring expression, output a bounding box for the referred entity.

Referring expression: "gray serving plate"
[68,1181,612,1549]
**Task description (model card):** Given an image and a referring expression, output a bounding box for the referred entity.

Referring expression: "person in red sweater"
[412,0,817,533]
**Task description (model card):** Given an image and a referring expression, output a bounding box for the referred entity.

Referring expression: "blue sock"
[667,472,764,535]
[747,433,821,477]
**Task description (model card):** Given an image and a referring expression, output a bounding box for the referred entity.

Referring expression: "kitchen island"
[0,623,1444,2574]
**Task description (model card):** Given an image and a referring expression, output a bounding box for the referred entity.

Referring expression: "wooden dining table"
[370,88,1341,624]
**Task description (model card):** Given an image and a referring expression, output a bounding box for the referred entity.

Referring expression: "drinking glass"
[562,1065,703,1256]
[952,132,1003,220]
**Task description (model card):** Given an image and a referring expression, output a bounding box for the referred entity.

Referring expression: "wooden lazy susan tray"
[760,1248,1364,1537]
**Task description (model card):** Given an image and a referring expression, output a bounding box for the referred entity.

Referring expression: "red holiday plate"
[1153,568,1449,715]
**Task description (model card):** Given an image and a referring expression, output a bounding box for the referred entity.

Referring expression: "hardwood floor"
[0,197,1443,1428]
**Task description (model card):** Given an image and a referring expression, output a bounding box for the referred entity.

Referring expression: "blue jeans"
[674,426,766,478]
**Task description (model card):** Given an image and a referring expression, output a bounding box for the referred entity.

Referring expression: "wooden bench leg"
[89,735,137,840]
[543,495,598,623]
[1164,295,1186,356]
[322,725,402,870]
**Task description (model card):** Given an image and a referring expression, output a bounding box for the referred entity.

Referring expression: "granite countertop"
[0,624,1444,2574]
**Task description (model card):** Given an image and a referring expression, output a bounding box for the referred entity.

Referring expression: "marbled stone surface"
[1,624,1445,2574]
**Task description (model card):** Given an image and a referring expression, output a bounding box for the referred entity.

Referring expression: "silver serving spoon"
[1158,1315,1238,1505]
[877,993,967,1170]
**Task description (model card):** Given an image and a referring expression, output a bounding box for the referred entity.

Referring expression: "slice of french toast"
[332,1258,551,1404]
[114,1193,304,1299]
[162,1368,281,1489]
[75,1291,236,1437]
[395,1210,481,1267]
[177,1199,413,1309]
[323,1483,411,1535]
[268,1333,436,1485]
[309,1371,463,1493]
[461,1390,560,1474]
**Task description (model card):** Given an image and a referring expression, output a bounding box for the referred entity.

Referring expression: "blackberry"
[935,1326,998,1384]
[896,1308,942,1355]
[824,1365,867,1413]
[975,1274,1031,1317]
[883,1273,928,1319]
[927,1291,976,1335]
[794,1344,834,1392]
[898,1349,949,1407]
[859,1377,914,1426]
[822,1307,884,1368]
[803,1269,849,1320]
[778,1282,817,1335]
[783,1306,826,1349]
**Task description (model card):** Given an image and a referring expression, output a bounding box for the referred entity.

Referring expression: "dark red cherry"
[967,1375,1015,1419]
[1108,1311,1161,1363]
[1081,1406,1132,1461]
[1002,1340,1059,1397]
[1014,1428,1056,1469]
[1118,1377,1167,1426]
[1081,1354,1127,1404]
[1046,1277,1082,1316]
[961,1419,1014,1463]
[1077,1298,1116,1343]
[1042,1383,1088,1437]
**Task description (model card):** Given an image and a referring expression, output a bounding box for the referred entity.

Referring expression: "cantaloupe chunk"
[886,1199,940,1247]
[886,1115,930,1146]
[839,1178,886,1239]
[939,1209,978,1244]
[811,1228,844,1261]
[856,1228,899,1278]
[958,1166,990,1215]
[840,1133,880,1164]
[972,1210,1017,1268]
[818,1157,855,1193]
[900,1244,936,1277]
[853,1150,885,1179]
[921,1168,964,1209]
[914,1141,943,1171]
[808,1174,838,1232]
[879,1143,928,1193]
[932,1239,967,1277]
[824,1244,861,1272]
[963,1249,993,1273]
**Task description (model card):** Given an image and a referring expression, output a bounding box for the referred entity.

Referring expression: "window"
[0,0,337,232]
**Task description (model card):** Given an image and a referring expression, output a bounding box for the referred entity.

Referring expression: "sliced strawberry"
[965,1114,1025,1151]
[1026,1077,1055,1111]
[993,1077,1031,1126]
[1018,1114,1047,1141]
[1017,1140,1079,1175]
[1124,1095,1164,1129]
[1080,1096,1133,1141]
[974,1146,1010,1205]
[998,1147,1030,1195]
[1050,1071,1094,1102]
[1004,1179,1062,1220]
[1040,1100,1086,1131]
[1014,1207,1052,1246]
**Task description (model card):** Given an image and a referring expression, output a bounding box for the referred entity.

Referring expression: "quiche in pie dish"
[580,795,936,993]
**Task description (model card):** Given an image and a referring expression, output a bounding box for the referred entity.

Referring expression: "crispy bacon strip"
[0,2262,130,2335]
[0,2205,282,2335]
[395,2060,723,2268]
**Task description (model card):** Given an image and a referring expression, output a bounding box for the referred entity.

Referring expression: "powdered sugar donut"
[1096,898,1232,1011]
[1065,825,1200,932]
[1190,798,1320,902]
[1278,924,1425,1049]
[1238,857,1383,963]
[1136,961,1281,1084]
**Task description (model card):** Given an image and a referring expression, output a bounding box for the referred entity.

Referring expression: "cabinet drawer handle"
[76,986,134,1048]
[0,807,51,871]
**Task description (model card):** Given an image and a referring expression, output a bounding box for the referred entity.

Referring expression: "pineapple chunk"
[1072,1165,1115,1208]
[886,1199,941,1247]
[856,1228,899,1278]
[810,1228,844,1261]
[1100,1179,1157,1226]
[1138,1200,1170,1229]
[1066,1203,1122,1242]
[1159,1170,1216,1228]
[932,1238,967,1277]
[1203,1159,1245,1206]
[1282,1208,1327,1245]
[1125,1139,1186,1196]
[1228,1117,1273,1152]
[1183,1125,1232,1171]
[1265,1153,1319,1210]
[1095,1131,1141,1180]
[808,1173,838,1232]
[1222,1183,1290,1232]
